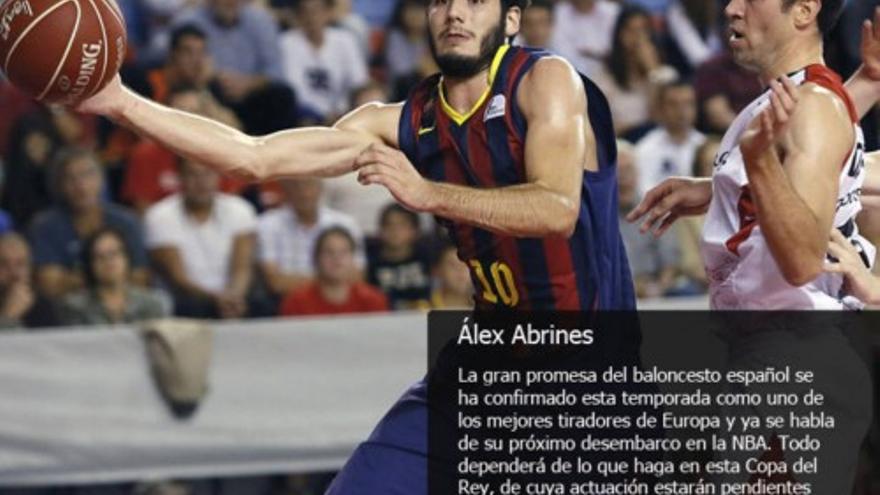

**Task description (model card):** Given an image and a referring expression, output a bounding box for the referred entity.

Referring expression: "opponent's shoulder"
[788,82,854,144]
[517,56,585,117]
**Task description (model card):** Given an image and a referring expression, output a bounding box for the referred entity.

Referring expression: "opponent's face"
[61,157,102,213]
[316,233,356,283]
[427,0,520,79]
[725,0,796,72]
[91,234,129,287]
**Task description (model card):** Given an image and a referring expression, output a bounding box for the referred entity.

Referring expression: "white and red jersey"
[700,65,875,309]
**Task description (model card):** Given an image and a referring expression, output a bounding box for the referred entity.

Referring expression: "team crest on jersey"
[484,94,506,121]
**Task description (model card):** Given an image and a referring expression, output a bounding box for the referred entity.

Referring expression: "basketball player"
[627,3,879,492]
[78,0,634,492]
[79,0,632,313]
[629,0,879,310]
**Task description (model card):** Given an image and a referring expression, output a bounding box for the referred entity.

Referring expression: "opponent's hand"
[824,229,880,305]
[739,77,799,165]
[860,7,880,82]
[355,143,436,212]
[75,74,126,117]
[626,177,713,237]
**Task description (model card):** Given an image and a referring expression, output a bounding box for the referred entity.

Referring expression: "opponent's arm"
[355,57,585,238]
[77,76,401,181]
[740,79,852,286]
[845,7,880,119]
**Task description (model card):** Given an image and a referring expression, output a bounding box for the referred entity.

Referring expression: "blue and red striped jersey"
[398,45,635,311]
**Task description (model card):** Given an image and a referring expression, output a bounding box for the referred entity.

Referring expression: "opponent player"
[629,0,878,310]
[77,0,634,492]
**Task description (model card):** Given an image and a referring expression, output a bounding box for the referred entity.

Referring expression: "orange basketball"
[0,0,126,104]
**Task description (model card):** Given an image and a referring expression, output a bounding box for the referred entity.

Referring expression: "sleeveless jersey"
[398,45,635,311]
[701,65,875,309]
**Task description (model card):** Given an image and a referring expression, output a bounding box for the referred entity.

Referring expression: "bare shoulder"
[787,82,854,146]
[333,101,404,147]
[518,56,586,118]
[794,83,854,126]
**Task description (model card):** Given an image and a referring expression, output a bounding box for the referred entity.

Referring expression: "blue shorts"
[325,380,429,494]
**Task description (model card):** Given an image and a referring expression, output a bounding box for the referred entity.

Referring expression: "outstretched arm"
[845,7,880,119]
[76,76,401,181]
[355,57,586,238]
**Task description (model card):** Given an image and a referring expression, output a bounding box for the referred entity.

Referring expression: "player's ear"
[504,6,521,38]
[791,0,820,33]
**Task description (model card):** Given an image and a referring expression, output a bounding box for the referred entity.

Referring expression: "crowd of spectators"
[0,0,877,326]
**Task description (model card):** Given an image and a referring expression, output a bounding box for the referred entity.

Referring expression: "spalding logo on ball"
[0,0,126,105]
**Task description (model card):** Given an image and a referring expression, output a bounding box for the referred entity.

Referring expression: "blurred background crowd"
[0,0,879,493]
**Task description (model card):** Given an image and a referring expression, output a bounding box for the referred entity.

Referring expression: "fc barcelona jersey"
[398,45,635,311]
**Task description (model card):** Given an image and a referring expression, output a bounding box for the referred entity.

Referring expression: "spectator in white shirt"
[634,80,706,196]
[145,159,257,319]
[550,0,620,79]
[280,0,368,123]
[258,178,364,297]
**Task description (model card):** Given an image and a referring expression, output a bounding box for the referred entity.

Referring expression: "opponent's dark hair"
[782,0,844,35]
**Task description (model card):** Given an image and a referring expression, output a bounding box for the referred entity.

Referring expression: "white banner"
[0,313,427,486]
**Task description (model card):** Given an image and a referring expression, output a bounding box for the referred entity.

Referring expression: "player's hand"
[860,7,880,81]
[75,74,126,117]
[626,177,713,237]
[739,77,798,165]
[355,143,436,212]
[824,229,880,305]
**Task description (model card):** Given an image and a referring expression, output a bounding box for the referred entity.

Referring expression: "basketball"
[0,0,126,104]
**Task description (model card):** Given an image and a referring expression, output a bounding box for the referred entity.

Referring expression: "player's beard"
[429,17,507,79]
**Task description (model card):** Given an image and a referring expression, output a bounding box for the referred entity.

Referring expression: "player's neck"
[759,40,823,85]
[441,68,492,116]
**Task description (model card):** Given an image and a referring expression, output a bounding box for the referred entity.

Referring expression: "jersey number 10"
[469,260,520,307]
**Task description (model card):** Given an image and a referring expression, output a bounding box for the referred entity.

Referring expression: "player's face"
[427,0,519,79]
[725,0,794,72]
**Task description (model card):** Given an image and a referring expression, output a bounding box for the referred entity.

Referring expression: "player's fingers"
[626,184,667,222]
[654,212,680,238]
[829,228,848,245]
[760,109,774,137]
[768,86,788,125]
[639,200,673,234]
[823,263,845,275]
[863,20,873,51]
[778,77,799,108]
